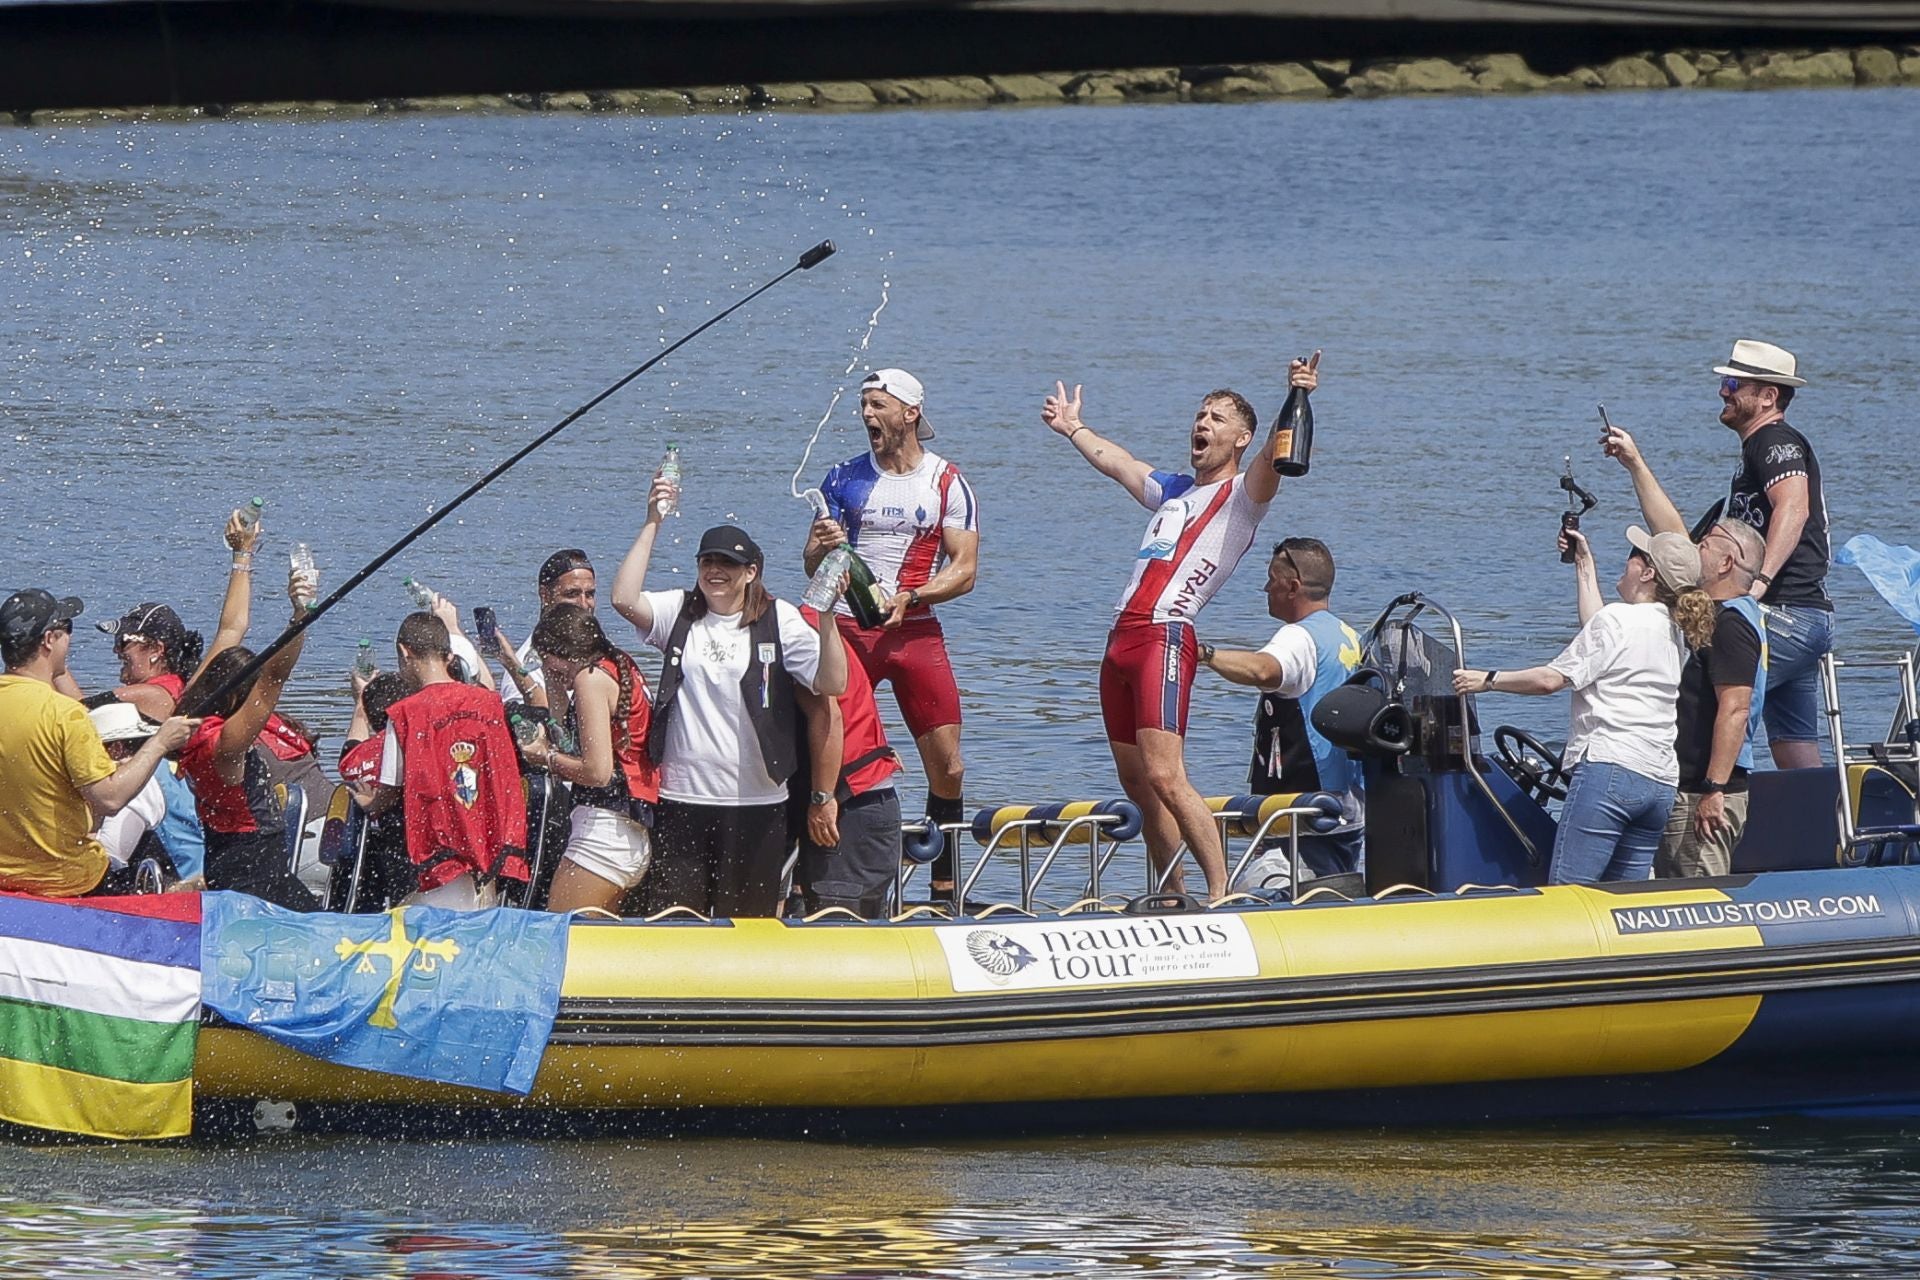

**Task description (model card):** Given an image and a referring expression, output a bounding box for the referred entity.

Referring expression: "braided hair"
[530,604,643,757]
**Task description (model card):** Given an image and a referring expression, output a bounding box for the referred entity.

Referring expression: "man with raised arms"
[1042,357,1320,900]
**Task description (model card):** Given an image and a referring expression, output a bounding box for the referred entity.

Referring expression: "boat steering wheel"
[1494,725,1572,804]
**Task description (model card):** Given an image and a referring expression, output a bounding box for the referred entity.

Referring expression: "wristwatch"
[1699,780,1728,795]
[1197,643,1216,665]
[905,588,923,609]
[809,789,833,806]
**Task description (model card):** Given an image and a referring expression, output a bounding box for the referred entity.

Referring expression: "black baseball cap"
[697,525,763,566]
[0,589,85,650]
[97,602,189,646]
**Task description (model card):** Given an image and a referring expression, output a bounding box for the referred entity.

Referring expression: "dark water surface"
[5,89,1920,1275]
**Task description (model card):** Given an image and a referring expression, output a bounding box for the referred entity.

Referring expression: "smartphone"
[1598,403,1615,432]
[472,606,500,656]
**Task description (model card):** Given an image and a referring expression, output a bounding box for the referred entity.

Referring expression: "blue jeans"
[1549,760,1675,885]
[1762,604,1835,746]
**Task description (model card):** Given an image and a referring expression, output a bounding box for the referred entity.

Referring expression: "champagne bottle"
[1270,369,1315,477]
[842,548,889,630]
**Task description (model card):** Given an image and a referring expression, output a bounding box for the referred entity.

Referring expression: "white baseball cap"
[861,368,934,441]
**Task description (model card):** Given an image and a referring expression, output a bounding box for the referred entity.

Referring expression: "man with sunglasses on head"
[0,590,197,896]
[1601,340,1831,771]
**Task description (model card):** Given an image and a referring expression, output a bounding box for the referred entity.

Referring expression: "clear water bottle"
[657,443,682,518]
[289,543,318,608]
[802,546,851,612]
[353,639,376,679]
[236,497,265,530]
[403,577,436,609]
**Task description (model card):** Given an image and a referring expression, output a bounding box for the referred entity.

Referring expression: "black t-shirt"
[1722,419,1830,608]
[1674,606,1764,793]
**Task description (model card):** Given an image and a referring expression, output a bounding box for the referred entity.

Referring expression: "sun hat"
[861,368,935,441]
[1713,339,1807,388]
[88,701,161,745]
[1626,525,1704,594]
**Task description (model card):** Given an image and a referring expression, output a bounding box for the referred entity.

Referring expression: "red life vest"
[837,649,900,797]
[384,681,528,888]
[258,713,316,762]
[178,717,282,837]
[338,736,383,788]
[144,672,186,704]
[592,653,660,806]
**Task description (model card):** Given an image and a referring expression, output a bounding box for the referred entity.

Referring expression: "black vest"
[648,596,800,786]
[1250,693,1321,794]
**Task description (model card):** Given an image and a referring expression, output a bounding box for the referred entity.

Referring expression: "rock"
[1853,47,1900,85]
[811,81,879,107]
[1109,67,1181,95]
[682,85,751,106]
[1902,55,1920,85]
[1659,53,1700,86]
[1471,53,1548,92]
[410,95,513,112]
[985,74,1064,103]
[598,89,692,111]
[753,83,818,106]
[544,91,595,111]
[891,77,997,104]
[1188,75,1269,102]
[1309,58,1350,79]
[866,81,918,105]
[505,92,547,110]
[29,107,141,125]
[1704,67,1751,89]
[1062,73,1126,102]
[1746,50,1853,88]
[1597,56,1668,89]
[1566,67,1606,89]
[1369,57,1479,93]
[1246,63,1331,96]
[1339,74,1383,99]
[1691,53,1722,72]
[1034,72,1082,89]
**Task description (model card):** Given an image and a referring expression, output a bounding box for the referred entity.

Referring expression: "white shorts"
[400,872,499,912]
[561,805,653,891]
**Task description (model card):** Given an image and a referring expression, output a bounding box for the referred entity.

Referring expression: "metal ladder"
[1819,649,1920,864]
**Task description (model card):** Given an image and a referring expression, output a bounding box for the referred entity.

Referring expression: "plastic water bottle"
[236,497,265,530]
[403,577,436,609]
[353,639,376,679]
[289,543,318,608]
[803,546,851,611]
[657,443,682,518]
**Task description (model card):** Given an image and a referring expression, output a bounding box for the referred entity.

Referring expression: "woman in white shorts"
[527,605,662,913]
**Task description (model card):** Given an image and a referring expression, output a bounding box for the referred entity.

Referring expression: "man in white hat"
[803,368,979,903]
[1601,338,1832,771]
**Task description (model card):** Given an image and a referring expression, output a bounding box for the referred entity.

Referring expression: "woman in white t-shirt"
[1453,526,1715,884]
[612,476,848,917]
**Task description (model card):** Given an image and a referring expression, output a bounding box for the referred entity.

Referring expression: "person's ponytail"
[1664,585,1718,651]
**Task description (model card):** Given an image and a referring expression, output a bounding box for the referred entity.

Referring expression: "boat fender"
[1311,671,1411,758]
[1298,791,1344,834]
[969,799,1144,846]
[1124,891,1202,916]
[901,817,946,864]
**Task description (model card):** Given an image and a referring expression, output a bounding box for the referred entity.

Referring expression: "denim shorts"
[1761,604,1835,744]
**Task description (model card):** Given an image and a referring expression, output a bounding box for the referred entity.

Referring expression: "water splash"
[789,278,890,507]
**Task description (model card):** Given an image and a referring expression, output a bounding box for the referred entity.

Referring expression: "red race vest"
[385,681,528,888]
[258,712,315,762]
[598,654,662,805]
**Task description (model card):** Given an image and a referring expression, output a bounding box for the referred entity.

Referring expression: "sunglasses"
[112,632,150,654]
[1719,376,1743,395]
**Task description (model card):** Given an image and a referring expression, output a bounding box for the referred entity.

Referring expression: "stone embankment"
[16,46,1920,122]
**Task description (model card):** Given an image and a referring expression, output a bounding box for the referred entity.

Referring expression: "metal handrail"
[1150,802,1322,896]
[959,812,1126,912]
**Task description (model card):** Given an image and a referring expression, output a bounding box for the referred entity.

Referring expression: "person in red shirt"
[371,612,528,910]
[337,670,415,909]
[175,564,320,910]
[526,605,661,914]
[796,606,903,918]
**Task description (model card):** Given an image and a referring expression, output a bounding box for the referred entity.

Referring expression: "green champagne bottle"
[843,547,890,630]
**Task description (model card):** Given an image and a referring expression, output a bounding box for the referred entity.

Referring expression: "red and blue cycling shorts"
[1099,621,1197,745]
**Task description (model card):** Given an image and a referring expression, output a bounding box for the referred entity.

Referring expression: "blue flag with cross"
[1838,534,1920,636]
[200,892,571,1096]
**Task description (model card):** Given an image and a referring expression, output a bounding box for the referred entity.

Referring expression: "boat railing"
[1821,650,1920,864]
[1151,794,1341,896]
[949,802,1143,912]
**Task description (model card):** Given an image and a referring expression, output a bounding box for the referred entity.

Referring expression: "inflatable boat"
[188,595,1920,1130]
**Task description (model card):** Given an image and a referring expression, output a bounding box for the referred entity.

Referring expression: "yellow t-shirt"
[0,674,115,895]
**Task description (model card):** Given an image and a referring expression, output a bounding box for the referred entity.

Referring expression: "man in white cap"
[804,368,979,903]
[1601,339,1831,771]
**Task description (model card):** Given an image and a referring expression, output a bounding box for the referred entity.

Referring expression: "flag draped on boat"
[1838,534,1920,635]
[199,892,570,1096]
[0,892,201,1140]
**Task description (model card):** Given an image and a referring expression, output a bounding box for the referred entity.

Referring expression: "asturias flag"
[199,892,569,1096]
[0,892,201,1140]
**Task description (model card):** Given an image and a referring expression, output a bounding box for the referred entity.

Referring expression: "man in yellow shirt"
[0,590,196,896]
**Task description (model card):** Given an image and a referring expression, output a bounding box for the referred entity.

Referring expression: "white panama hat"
[1713,339,1807,388]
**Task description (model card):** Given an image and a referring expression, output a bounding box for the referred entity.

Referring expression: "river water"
[5,88,1920,1275]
